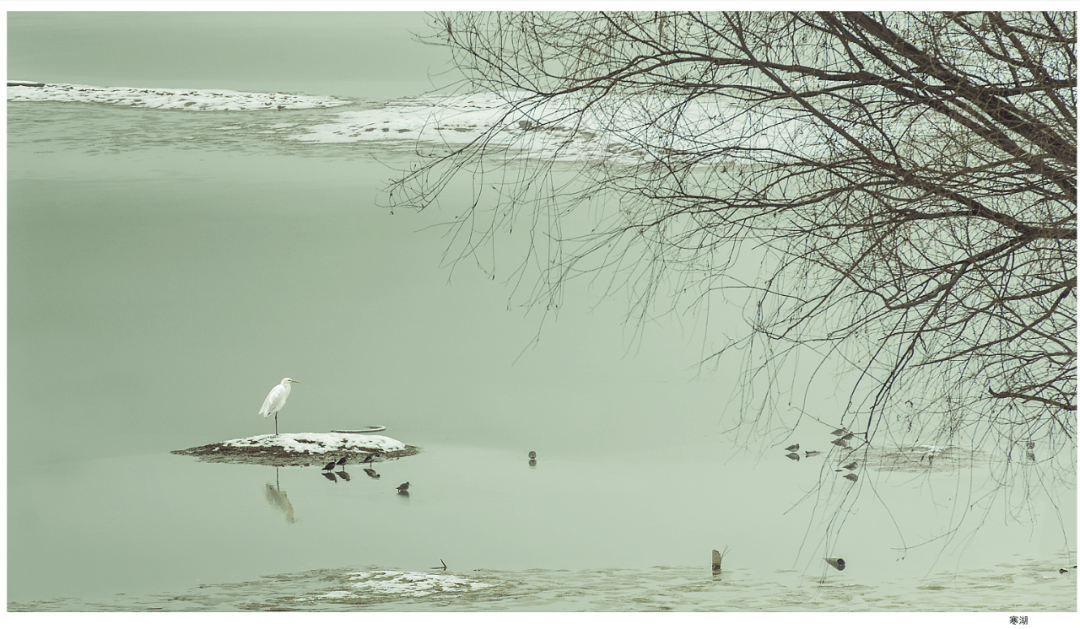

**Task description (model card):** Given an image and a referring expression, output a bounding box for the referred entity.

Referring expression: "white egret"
[258,378,299,435]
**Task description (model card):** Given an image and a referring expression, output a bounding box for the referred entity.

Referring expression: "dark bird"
[785,452,800,461]
[396,482,411,493]
[336,456,348,469]
[785,443,800,452]
[843,473,858,482]
[837,462,858,471]
[362,451,382,466]
[825,558,846,571]
[830,428,848,436]
[321,461,336,472]
[528,451,537,460]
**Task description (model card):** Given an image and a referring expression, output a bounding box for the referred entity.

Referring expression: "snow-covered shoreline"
[7,82,353,111]
[6,81,775,166]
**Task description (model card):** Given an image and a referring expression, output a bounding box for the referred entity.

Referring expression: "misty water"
[7,102,1077,615]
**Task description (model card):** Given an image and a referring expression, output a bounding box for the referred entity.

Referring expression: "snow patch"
[7,82,352,111]
[221,432,407,454]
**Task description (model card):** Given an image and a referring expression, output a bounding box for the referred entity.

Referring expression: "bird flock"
[258,377,411,493]
[783,427,862,482]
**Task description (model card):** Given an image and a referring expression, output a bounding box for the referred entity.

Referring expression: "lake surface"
[6,97,1077,617]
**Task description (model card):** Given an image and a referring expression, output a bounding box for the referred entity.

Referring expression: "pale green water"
[7,99,1076,615]
[6,9,1078,612]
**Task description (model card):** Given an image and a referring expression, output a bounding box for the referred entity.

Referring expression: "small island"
[172,432,421,466]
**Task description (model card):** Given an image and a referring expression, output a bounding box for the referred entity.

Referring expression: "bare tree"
[391,12,1075,483]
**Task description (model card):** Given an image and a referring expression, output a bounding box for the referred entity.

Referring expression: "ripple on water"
[9,563,1074,612]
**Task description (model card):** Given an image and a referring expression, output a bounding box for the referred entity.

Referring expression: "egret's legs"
[275,412,279,435]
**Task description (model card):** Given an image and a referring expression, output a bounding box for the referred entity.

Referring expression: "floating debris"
[825,558,846,571]
[712,547,730,572]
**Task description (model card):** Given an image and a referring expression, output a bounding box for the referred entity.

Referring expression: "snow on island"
[7,82,352,111]
[172,432,420,466]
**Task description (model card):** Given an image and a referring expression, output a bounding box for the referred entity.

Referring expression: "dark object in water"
[363,468,380,479]
[396,482,411,493]
[843,473,858,482]
[830,428,847,436]
[804,450,821,457]
[431,559,448,571]
[825,557,846,571]
[785,452,800,461]
[838,462,858,471]
[1060,568,1068,574]
[712,547,729,571]
[528,451,537,460]
[831,438,852,447]
[321,461,336,472]
[785,443,800,452]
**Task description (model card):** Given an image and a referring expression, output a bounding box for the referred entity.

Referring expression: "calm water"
[7,99,1077,615]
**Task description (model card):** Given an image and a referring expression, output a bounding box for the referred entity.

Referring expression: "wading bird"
[785,444,800,452]
[321,461,336,472]
[336,456,347,470]
[396,482,411,493]
[258,378,299,435]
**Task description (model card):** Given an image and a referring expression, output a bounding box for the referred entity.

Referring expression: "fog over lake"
[5,10,1076,619]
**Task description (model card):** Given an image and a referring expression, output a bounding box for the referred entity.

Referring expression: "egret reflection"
[263,468,296,523]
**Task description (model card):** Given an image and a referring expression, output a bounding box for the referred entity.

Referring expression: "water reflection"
[263,468,296,524]
[322,472,338,482]
[337,471,351,482]
[363,468,381,480]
